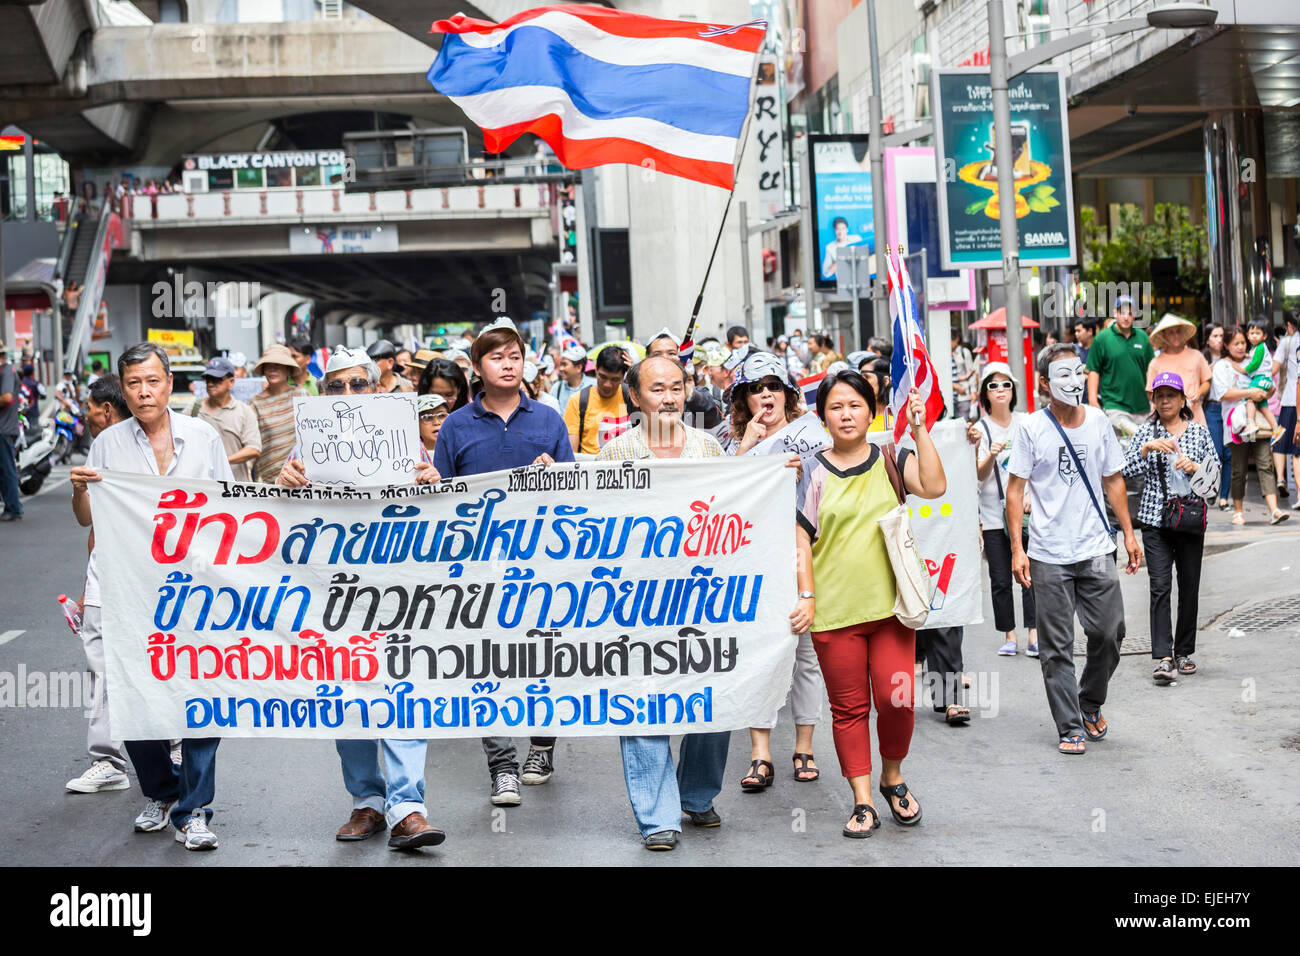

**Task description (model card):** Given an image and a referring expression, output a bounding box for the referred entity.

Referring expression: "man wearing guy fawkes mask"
[1002,345,1142,757]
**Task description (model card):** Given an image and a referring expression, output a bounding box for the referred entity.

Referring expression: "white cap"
[722,342,753,371]
[228,351,248,369]
[979,360,1020,385]
[644,326,681,348]
[846,350,872,368]
[417,393,448,414]
[825,360,850,377]
[561,344,587,363]
[538,354,555,375]
[325,346,371,374]
[522,361,539,384]
[444,348,470,366]
[480,316,523,344]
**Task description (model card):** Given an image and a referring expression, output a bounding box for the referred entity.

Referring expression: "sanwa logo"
[1025,231,1065,246]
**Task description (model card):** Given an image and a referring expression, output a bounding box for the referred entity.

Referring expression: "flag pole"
[682,53,762,357]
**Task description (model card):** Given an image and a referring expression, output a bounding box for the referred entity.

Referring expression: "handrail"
[62,200,115,374]
[53,202,86,282]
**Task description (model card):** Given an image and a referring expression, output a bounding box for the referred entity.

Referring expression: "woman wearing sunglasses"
[417,393,449,459]
[792,369,946,838]
[974,363,1037,658]
[728,352,826,792]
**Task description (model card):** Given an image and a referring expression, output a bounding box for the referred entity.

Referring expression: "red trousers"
[811,617,915,777]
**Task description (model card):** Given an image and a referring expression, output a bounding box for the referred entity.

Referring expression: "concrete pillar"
[1204,110,1271,327]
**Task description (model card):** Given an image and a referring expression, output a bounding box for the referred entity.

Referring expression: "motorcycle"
[53,403,85,464]
[15,410,54,496]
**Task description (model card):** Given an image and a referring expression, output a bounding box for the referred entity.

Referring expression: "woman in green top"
[792,371,946,838]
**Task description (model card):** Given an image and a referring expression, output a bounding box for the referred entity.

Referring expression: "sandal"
[792,753,819,782]
[878,782,923,826]
[1176,655,1197,675]
[944,704,971,726]
[1081,709,1108,741]
[739,759,775,793]
[843,803,880,839]
[1271,509,1290,525]
[1232,512,1245,525]
[1058,735,1086,755]
[1153,659,1176,684]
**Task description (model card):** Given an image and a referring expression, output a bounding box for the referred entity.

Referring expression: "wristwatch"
[798,591,815,600]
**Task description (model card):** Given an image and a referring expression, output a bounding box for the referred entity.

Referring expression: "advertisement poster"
[932,67,1076,269]
[809,134,874,288]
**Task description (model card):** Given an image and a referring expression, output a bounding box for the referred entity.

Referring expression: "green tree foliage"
[1080,203,1209,316]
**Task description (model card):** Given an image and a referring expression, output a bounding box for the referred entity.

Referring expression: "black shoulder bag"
[982,419,1028,547]
[1150,421,1207,534]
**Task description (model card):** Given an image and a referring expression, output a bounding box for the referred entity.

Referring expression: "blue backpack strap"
[1044,408,1117,535]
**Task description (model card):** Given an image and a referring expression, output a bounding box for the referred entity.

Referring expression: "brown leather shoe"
[388,812,446,850]
[335,807,385,841]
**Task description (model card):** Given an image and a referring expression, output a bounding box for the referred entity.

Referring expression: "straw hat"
[253,343,298,375]
[1148,314,1197,351]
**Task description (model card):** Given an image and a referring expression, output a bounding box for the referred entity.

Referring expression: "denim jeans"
[0,433,22,515]
[336,738,428,828]
[125,737,219,830]
[620,732,730,837]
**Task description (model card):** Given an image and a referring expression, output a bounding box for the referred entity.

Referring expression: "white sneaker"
[174,810,218,851]
[134,798,175,832]
[66,760,129,794]
[169,741,182,766]
[490,771,522,806]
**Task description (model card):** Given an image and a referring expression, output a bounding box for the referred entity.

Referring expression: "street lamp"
[987,0,1218,409]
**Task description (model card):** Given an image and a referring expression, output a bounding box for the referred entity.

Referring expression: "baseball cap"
[1151,371,1186,394]
[325,345,372,375]
[979,361,1020,385]
[203,356,237,379]
[561,345,587,363]
[416,393,448,415]
[1115,294,1135,310]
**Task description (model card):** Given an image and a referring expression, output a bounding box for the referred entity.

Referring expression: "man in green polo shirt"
[1086,294,1153,444]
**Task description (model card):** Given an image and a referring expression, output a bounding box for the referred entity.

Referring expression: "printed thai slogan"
[90,457,798,739]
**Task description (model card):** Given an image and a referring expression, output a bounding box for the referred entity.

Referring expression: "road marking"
[0,630,25,646]
[34,478,69,497]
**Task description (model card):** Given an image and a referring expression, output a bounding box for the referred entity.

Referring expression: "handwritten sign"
[293,394,419,486]
[89,457,798,739]
[748,411,831,458]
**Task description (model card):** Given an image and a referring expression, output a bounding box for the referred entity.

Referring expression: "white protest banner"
[747,410,831,458]
[90,457,797,739]
[871,419,983,627]
[293,394,419,486]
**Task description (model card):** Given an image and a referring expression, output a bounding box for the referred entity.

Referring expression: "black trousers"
[1141,525,1204,660]
[982,528,1036,632]
[917,627,964,710]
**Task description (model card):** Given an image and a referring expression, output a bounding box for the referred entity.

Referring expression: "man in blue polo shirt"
[433,317,574,806]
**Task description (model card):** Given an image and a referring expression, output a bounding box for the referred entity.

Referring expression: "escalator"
[55,201,125,372]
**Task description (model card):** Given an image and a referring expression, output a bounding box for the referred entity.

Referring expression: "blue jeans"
[620,732,730,837]
[125,738,219,830]
[0,433,22,515]
[336,739,428,828]
[1204,402,1232,500]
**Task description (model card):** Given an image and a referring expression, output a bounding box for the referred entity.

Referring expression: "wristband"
[798,591,815,600]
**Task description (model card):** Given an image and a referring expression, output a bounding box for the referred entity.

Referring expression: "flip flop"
[944,705,971,726]
[843,803,880,839]
[1081,710,1108,741]
[1058,735,1086,755]
[878,782,923,826]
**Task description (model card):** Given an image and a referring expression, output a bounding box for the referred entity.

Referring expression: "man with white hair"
[277,345,445,849]
[551,343,593,410]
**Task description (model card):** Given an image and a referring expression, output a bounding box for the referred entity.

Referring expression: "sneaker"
[521,745,554,785]
[490,771,522,806]
[174,810,218,850]
[170,741,182,766]
[66,760,129,794]
[997,640,1018,656]
[133,798,175,832]
[1025,643,1040,658]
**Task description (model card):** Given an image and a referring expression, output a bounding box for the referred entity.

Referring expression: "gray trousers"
[81,605,127,772]
[1028,555,1125,738]
[482,735,556,777]
[754,631,823,729]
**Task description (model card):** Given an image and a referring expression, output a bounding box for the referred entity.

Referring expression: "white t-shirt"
[1209,358,1251,443]
[1272,334,1299,408]
[975,411,1029,528]
[1006,405,1125,565]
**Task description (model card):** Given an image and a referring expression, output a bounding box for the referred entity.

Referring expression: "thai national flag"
[799,372,826,412]
[308,347,330,380]
[428,5,766,190]
[888,252,945,443]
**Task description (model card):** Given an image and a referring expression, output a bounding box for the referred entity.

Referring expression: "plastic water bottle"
[58,594,82,634]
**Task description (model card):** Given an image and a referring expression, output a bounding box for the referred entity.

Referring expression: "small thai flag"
[887,251,945,443]
[428,5,766,189]
[799,372,826,412]
[308,347,330,380]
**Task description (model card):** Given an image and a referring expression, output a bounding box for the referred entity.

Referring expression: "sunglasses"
[419,411,447,422]
[748,380,785,395]
[986,381,1014,391]
[324,378,373,394]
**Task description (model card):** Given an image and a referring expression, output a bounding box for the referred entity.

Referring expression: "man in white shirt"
[1271,313,1300,501]
[1005,344,1142,756]
[69,342,234,850]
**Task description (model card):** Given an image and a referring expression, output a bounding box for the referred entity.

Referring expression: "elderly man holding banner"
[70,342,232,851]
[597,354,802,850]
[276,346,445,849]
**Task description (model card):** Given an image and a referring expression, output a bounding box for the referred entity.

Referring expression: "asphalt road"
[1,465,1297,866]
